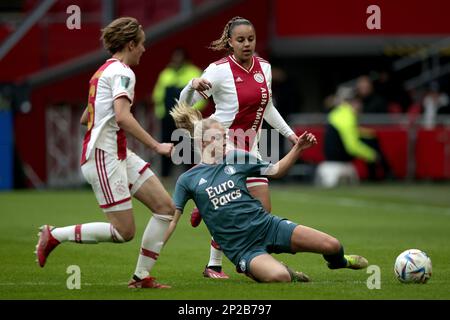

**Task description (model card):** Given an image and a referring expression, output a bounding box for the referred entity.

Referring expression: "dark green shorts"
[235,215,298,274]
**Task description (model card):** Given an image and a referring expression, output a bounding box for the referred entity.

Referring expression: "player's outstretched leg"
[290,225,368,270]
[203,238,229,279]
[246,254,310,283]
[35,221,128,267]
[35,225,60,267]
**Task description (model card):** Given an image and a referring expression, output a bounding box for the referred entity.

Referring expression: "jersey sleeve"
[227,149,274,177]
[264,101,295,138]
[173,174,192,213]
[110,65,135,103]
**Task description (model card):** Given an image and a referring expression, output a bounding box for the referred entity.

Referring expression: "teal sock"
[324,246,348,269]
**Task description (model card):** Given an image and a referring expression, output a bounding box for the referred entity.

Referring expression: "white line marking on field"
[0,282,128,286]
[278,192,450,216]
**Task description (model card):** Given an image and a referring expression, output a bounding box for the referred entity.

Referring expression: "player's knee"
[117,227,135,242]
[324,237,341,254]
[153,201,176,216]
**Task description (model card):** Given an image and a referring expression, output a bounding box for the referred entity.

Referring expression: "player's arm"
[264,101,298,144]
[114,97,173,156]
[165,176,191,243]
[179,64,215,105]
[179,78,211,106]
[266,131,317,178]
[164,209,182,244]
[80,107,88,126]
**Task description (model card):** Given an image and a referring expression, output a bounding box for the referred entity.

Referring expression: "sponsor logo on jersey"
[235,76,243,83]
[205,179,242,209]
[224,165,236,175]
[253,72,264,83]
[199,178,208,185]
[120,76,130,88]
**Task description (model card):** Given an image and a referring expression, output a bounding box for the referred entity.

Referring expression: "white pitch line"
[0,282,129,286]
[278,192,450,217]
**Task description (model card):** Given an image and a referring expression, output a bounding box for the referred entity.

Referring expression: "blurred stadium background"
[1,0,450,300]
[0,0,449,189]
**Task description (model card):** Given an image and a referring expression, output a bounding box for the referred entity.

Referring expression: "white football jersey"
[193,55,294,155]
[81,58,135,164]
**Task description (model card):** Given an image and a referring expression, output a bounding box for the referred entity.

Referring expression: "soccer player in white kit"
[178,17,298,278]
[35,17,175,289]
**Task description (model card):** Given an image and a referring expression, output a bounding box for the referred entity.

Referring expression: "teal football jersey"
[173,150,276,263]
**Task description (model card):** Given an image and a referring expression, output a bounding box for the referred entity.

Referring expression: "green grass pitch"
[1,183,449,300]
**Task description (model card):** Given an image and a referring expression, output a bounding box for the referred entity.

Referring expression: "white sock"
[51,222,124,243]
[134,214,171,279]
[207,238,223,267]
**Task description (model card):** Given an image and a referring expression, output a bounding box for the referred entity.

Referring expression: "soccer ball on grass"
[394,249,432,284]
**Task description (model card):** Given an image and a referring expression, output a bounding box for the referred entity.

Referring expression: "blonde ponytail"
[170,101,220,143]
[169,101,203,136]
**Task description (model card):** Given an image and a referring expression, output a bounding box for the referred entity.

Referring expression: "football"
[394,249,432,283]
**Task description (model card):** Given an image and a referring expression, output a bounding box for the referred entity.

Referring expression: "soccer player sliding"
[179,16,298,279]
[165,103,368,283]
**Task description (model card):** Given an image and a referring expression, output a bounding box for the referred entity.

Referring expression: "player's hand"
[295,131,317,151]
[192,78,212,92]
[288,134,299,145]
[156,143,173,157]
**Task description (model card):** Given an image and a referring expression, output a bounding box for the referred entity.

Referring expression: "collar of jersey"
[229,55,254,73]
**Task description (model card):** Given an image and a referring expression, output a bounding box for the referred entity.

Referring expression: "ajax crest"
[253,72,264,83]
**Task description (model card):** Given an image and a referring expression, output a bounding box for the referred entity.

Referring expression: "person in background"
[324,86,391,180]
[422,81,449,129]
[356,75,388,113]
[152,48,206,177]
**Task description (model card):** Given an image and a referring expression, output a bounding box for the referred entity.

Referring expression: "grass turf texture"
[1,183,449,300]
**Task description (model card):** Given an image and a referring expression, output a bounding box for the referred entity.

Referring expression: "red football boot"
[35,225,60,267]
[128,276,171,289]
[203,266,230,279]
[190,207,202,227]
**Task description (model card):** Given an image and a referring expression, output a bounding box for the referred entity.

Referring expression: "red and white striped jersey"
[81,58,135,164]
[180,55,294,155]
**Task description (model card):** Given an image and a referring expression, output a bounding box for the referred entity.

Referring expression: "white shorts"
[81,148,154,213]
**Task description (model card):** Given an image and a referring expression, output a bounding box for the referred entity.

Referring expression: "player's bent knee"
[153,213,174,222]
[324,237,341,254]
[117,227,135,242]
[153,201,176,215]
